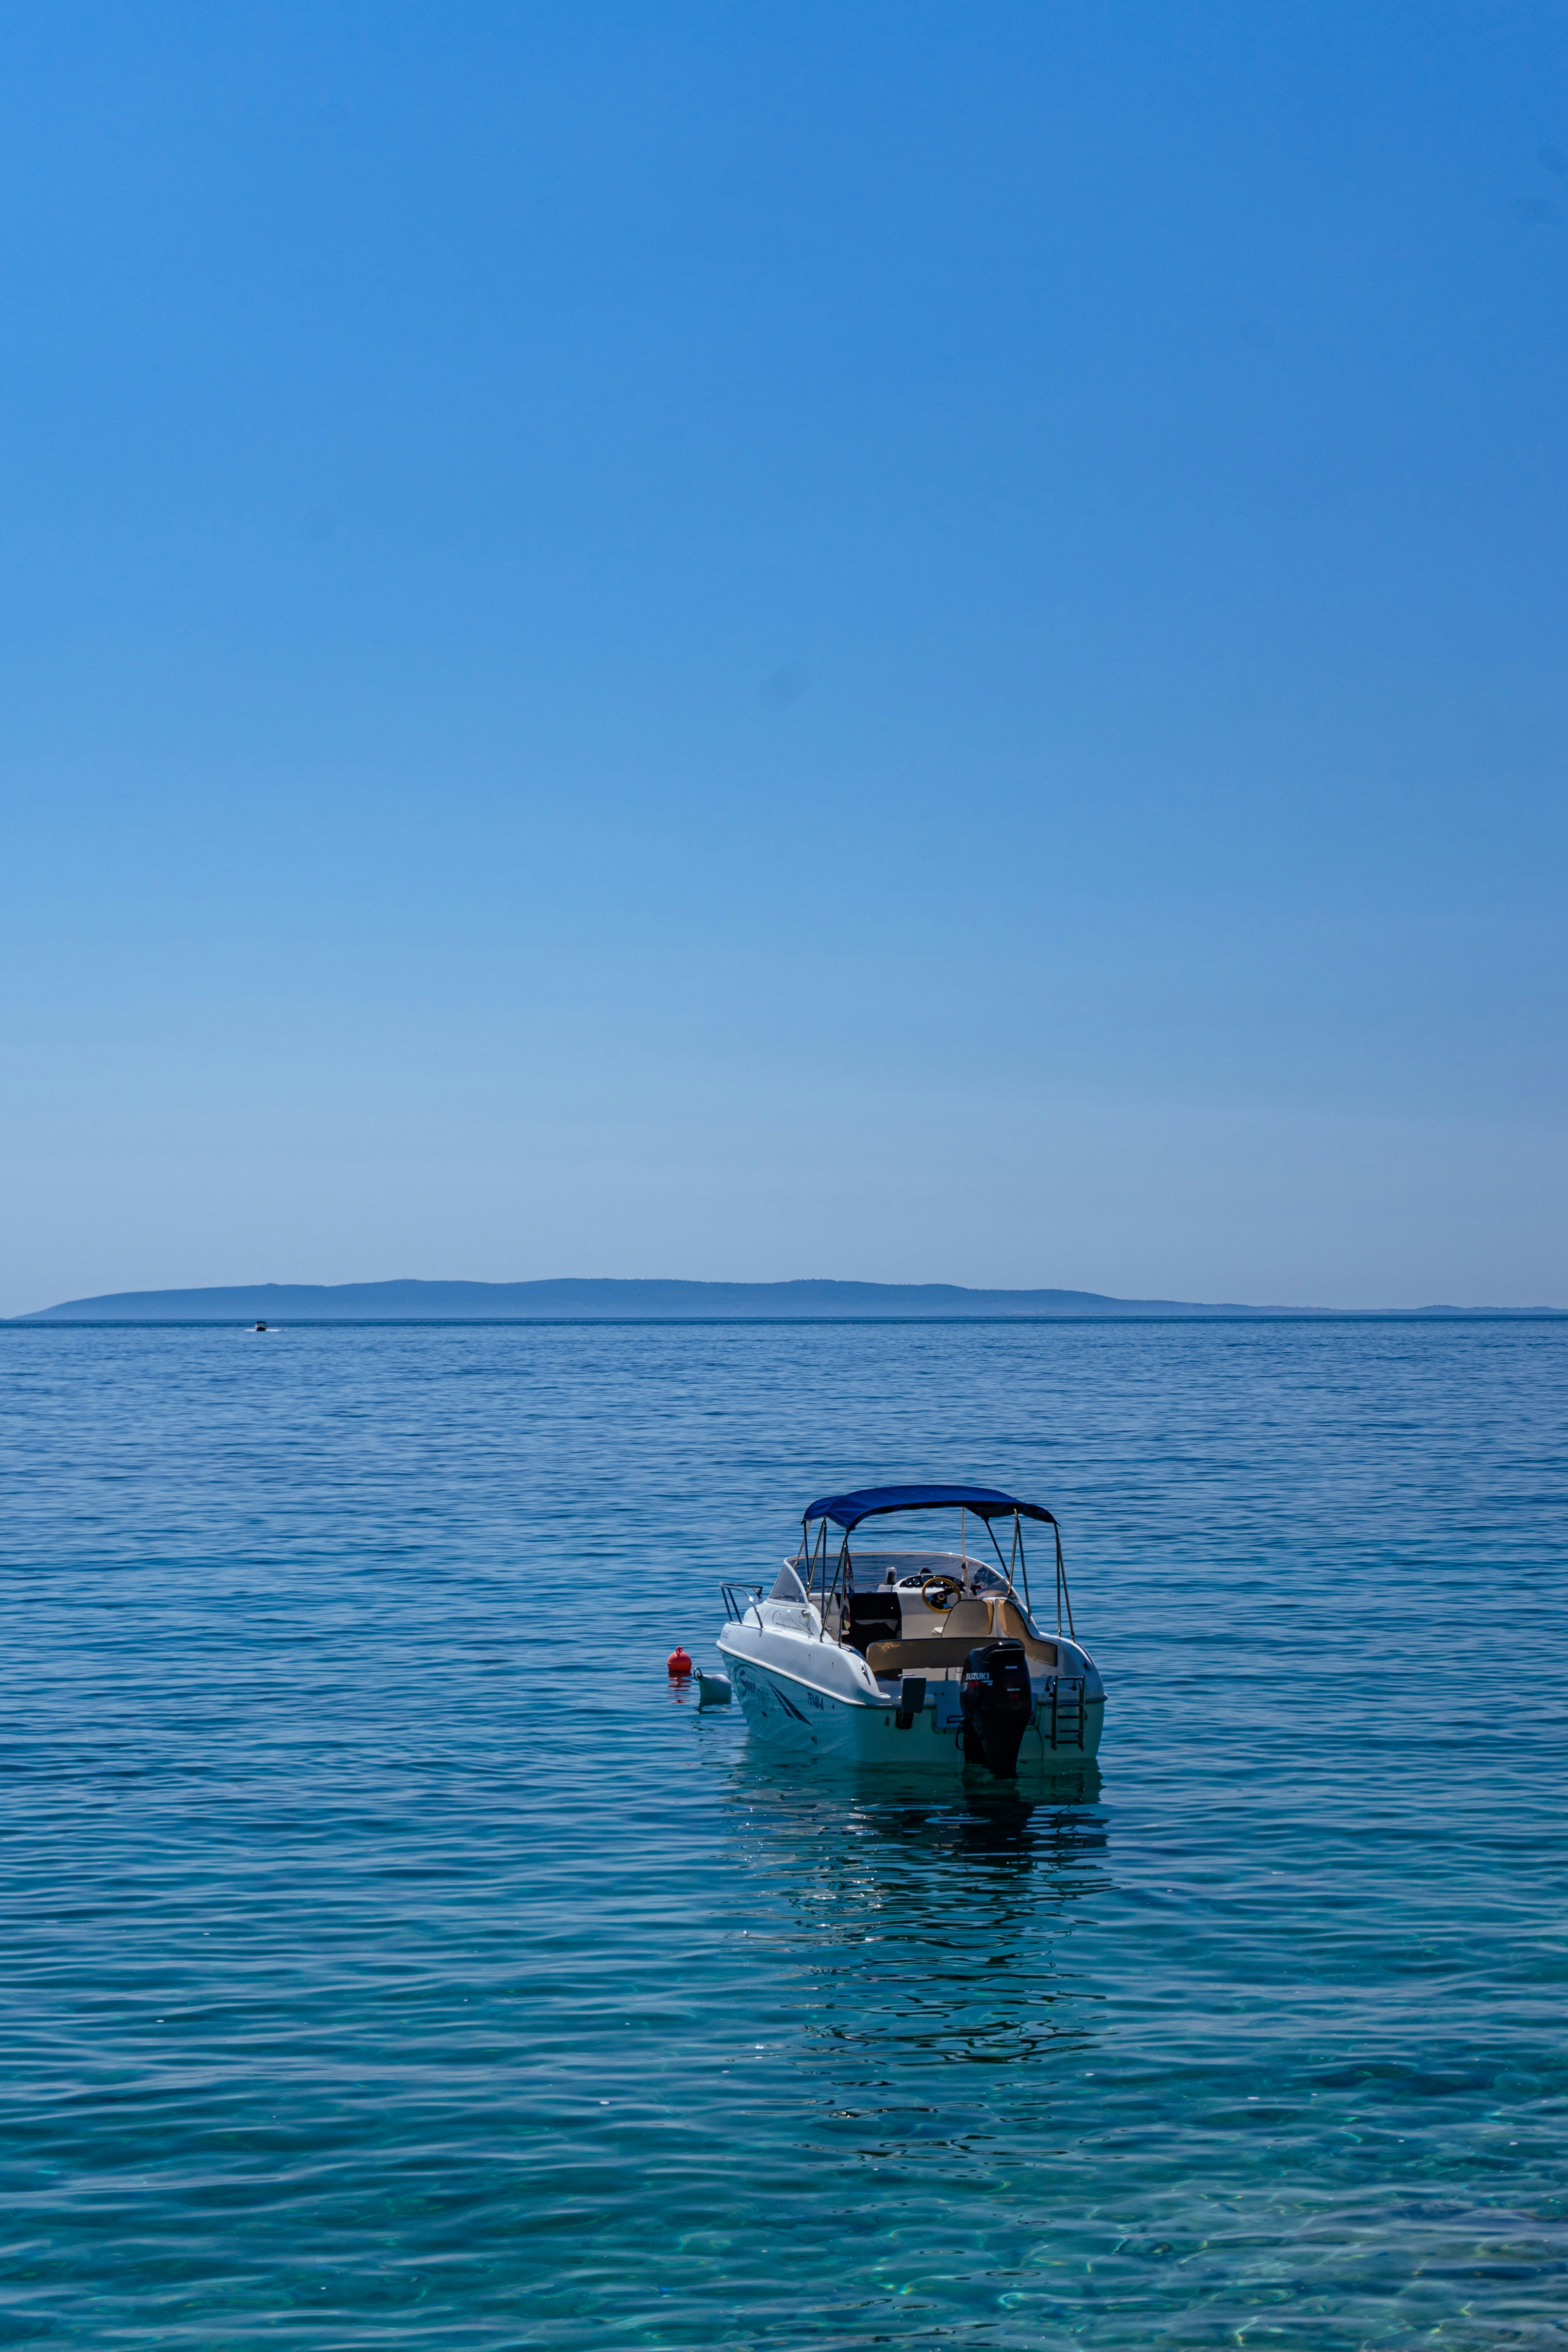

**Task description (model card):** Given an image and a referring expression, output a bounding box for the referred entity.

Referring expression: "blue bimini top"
[802,1483,1055,1531]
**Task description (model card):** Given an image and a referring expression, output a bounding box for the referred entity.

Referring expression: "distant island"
[11,1279,1561,1322]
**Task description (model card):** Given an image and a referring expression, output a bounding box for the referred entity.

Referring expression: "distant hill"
[20,1277,1202,1321]
[13,1278,1560,1322]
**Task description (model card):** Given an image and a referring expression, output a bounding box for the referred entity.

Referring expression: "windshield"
[844,1547,1014,1594]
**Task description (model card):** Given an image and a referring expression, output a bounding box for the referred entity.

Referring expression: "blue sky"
[3,0,1566,1311]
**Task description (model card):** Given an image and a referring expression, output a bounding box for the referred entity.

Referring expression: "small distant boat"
[715,1483,1105,1775]
[252,1321,270,1333]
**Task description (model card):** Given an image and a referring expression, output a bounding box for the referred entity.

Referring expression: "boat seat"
[864,1613,1059,1678]
[916,1594,1058,1664]
[841,1589,903,1657]
[865,1636,986,1674]
[995,1601,1057,1669]
[893,1598,993,1643]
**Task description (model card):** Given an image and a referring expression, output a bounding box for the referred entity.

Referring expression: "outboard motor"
[960,1640,1034,1776]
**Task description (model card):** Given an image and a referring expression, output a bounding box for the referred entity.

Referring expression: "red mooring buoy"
[667,1644,693,1677]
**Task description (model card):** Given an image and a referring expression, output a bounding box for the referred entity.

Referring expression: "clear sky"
[3,0,1566,1314]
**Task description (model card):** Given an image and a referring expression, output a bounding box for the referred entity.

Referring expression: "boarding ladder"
[1045,1672,1085,1751]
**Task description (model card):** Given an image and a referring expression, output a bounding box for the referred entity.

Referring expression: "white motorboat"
[716,1482,1105,1776]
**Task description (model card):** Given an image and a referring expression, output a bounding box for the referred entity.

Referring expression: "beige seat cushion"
[865,1599,1059,1677]
[996,1601,1057,1667]
[864,1636,981,1674]
[936,1599,991,1639]
[865,1609,1062,1684]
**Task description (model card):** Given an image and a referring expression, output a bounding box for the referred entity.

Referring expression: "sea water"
[0,1317,1563,2348]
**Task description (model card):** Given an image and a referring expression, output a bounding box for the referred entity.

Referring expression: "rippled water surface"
[0,1318,1564,2348]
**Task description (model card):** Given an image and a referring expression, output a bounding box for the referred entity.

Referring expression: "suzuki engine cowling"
[959,1639,1034,1776]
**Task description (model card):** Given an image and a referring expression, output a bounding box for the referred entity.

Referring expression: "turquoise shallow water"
[0,1317,1564,2348]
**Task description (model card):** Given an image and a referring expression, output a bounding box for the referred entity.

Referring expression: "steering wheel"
[920,1573,964,1613]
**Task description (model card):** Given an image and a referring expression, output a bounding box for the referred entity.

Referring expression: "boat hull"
[717,1626,1105,1775]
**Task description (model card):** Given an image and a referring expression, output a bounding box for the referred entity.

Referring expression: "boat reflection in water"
[715,1748,1109,2074]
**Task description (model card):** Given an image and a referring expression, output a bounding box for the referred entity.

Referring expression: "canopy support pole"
[1054,1520,1074,1639]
